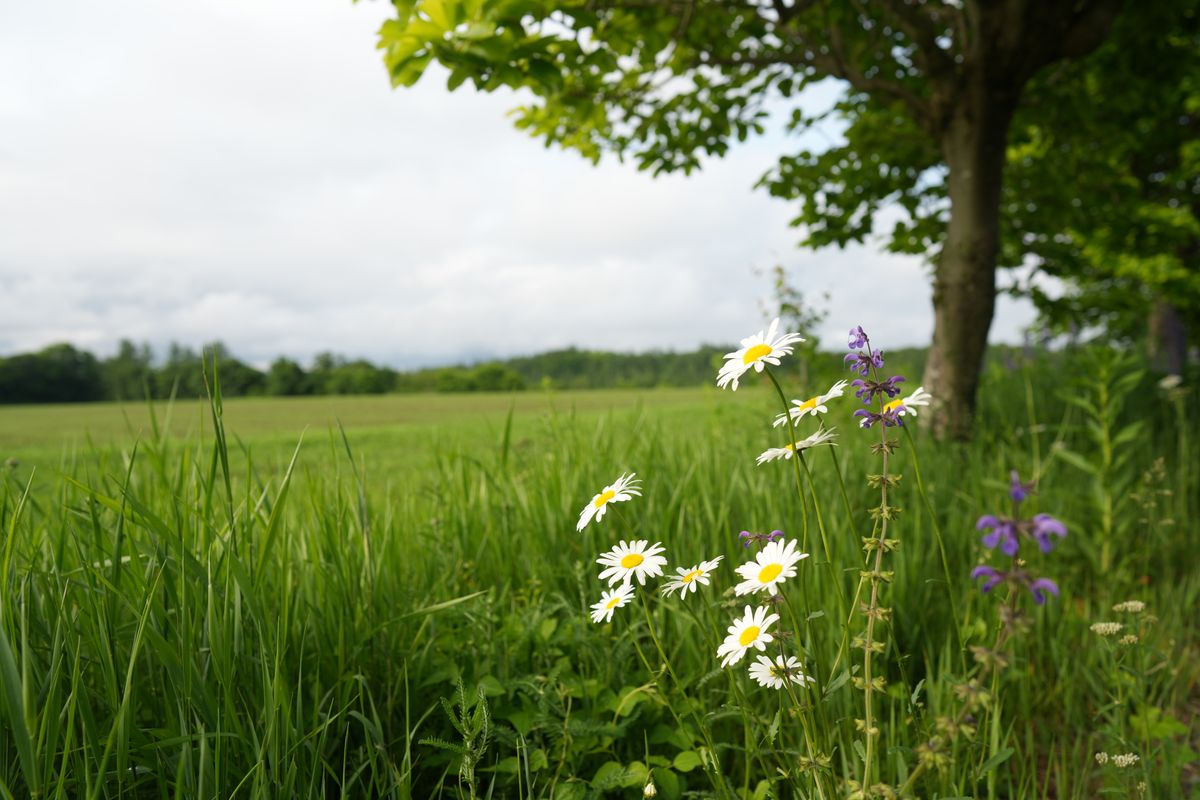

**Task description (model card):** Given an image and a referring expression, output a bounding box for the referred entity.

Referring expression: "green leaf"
[554,781,587,800]
[0,622,38,795]
[672,750,702,772]
[591,760,628,789]
[977,747,1014,776]
[1054,448,1100,476]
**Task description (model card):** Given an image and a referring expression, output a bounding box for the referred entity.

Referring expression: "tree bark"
[923,85,1016,441]
[1148,299,1188,376]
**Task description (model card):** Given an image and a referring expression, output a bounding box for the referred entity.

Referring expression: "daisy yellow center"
[758,563,783,583]
[681,569,703,583]
[605,596,622,609]
[742,343,772,364]
[784,444,795,452]
[797,396,819,411]
[620,553,645,569]
[883,399,904,414]
[594,489,616,508]
[738,626,761,646]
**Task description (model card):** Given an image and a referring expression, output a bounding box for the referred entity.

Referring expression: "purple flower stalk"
[848,326,869,349]
[971,468,1066,606]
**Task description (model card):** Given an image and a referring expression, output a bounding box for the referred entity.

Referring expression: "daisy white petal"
[748,654,815,689]
[596,539,668,586]
[883,386,933,418]
[717,605,779,667]
[716,318,806,391]
[576,472,643,531]
[734,538,808,596]
[755,429,838,465]
[773,380,849,427]
[590,584,635,623]
[661,556,723,598]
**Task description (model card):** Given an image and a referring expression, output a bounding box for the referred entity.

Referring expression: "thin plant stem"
[764,367,810,549]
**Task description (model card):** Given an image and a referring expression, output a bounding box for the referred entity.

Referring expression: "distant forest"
[0,340,745,404]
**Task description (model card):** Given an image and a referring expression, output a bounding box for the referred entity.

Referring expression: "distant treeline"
[0,340,739,404]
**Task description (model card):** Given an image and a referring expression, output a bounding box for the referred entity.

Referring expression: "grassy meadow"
[0,349,1197,798]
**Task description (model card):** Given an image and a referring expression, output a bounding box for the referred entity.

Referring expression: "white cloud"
[0,0,1038,368]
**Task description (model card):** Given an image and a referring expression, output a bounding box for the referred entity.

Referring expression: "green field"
[0,354,1197,798]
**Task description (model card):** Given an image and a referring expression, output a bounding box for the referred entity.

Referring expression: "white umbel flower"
[756,428,838,465]
[716,318,805,391]
[597,540,668,586]
[773,380,848,427]
[717,605,779,667]
[1112,600,1145,614]
[734,538,808,596]
[590,584,635,623]
[576,472,642,532]
[661,557,723,598]
[1090,622,1123,637]
[748,654,815,689]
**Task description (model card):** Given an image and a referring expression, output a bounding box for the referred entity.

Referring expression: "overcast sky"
[0,0,1038,369]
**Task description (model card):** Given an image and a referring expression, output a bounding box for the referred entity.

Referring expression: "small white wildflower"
[1095,752,1110,765]
[1112,753,1140,768]
[1090,622,1123,637]
[642,780,657,797]
[1158,374,1182,390]
[1112,600,1146,614]
[1119,634,1139,645]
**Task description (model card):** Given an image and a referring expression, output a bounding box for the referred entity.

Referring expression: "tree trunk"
[923,87,1016,441]
[1148,299,1187,376]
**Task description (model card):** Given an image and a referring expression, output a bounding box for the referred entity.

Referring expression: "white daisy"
[661,556,723,598]
[590,584,635,623]
[883,386,932,417]
[755,428,838,465]
[716,318,806,391]
[748,654,815,689]
[576,472,642,531]
[734,538,808,596]
[717,605,779,667]
[772,380,848,427]
[597,540,668,586]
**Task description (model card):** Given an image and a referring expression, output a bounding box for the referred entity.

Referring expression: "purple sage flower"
[1027,577,1059,605]
[739,529,784,548]
[971,566,1060,605]
[850,375,905,405]
[971,565,1004,593]
[977,515,1019,557]
[1009,471,1036,503]
[848,326,869,349]
[1030,514,1067,553]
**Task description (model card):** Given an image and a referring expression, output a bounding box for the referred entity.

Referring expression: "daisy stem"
[798,452,848,624]
[779,589,833,745]
[764,367,810,550]
[828,444,857,533]
[772,634,829,800]
[637,592,730,799]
